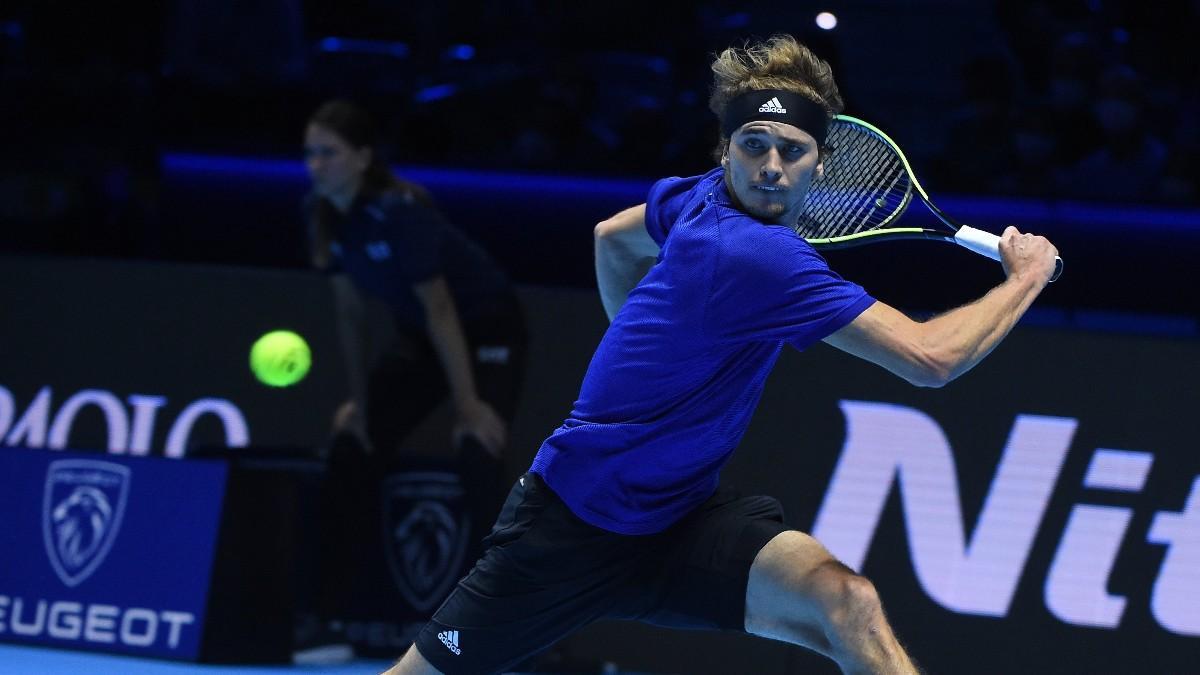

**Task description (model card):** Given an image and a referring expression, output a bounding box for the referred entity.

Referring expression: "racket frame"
[800,115,960,248]
[802,115,1063,281]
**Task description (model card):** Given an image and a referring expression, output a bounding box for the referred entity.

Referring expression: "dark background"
[2,3,1199,671]
[1,0,1198,319]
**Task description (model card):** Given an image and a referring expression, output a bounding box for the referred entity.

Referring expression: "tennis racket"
[798,115,1063,282]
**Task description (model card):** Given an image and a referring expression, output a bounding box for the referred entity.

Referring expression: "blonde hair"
[708,35,844,158]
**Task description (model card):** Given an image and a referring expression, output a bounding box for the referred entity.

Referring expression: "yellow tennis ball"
[249,330,311,387]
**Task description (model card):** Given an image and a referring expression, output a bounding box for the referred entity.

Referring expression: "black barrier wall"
[2,259,1197,672]
[0,256,349,457]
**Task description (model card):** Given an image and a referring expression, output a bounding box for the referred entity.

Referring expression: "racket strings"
[810,129,902,233]
[798,124,912,239]
[834,139,902,232]
[811,135,905,235]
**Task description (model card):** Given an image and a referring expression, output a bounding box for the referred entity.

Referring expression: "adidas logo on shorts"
[758,96,787,114]
[438,630,462,655]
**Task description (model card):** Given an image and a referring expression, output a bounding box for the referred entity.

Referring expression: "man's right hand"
[998,226,1059,287]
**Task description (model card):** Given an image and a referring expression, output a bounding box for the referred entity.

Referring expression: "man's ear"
[814,161,824,179]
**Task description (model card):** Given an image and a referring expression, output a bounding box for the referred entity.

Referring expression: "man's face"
[723,121,823,225]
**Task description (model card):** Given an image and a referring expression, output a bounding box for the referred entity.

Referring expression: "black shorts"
[413,472,788,674]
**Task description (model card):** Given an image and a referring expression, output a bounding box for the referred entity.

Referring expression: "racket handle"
[954,225,1063,283]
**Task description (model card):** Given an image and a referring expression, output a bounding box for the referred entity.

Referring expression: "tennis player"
[386,34,1058,675]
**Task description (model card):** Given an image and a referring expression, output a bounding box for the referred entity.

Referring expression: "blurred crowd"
[936,0,1199,204]
[0,0,1196,262]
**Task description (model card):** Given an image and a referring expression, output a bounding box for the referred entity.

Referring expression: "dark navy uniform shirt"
[308,190,512,333]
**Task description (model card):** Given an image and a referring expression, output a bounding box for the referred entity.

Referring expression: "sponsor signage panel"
[0,448,227,659]
[725,328,1200,672]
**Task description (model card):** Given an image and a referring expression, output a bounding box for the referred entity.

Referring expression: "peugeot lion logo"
[382,472,471,613]
[42,460,131,587]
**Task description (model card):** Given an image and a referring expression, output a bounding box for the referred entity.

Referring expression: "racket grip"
[954,225,1063,283]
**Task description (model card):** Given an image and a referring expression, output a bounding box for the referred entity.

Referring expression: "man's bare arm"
[824,227,1057,387]
[594,204,658,321]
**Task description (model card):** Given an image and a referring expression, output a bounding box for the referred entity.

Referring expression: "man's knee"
[812,562,884,629]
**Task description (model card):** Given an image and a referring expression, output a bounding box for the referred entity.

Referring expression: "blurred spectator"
[503,59,606,171]
[1043,31,1104,167]
[1156,82,1200,204]
[989,1,1200,204]
[989,105,1061,198]
[1157,151,1198,205]
[1055,65,1167,202]
[995,0,1084,94]
[935,55,1020,193]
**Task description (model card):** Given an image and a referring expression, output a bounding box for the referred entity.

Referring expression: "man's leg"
[744,531,919,675]
[382,645,441,675]
[381,473,639,675]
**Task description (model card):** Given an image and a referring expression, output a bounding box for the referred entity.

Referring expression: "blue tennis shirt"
[530,167,875,534]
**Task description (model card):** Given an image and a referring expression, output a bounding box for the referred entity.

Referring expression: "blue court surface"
[0,644,661,675]
[0,644,391,675]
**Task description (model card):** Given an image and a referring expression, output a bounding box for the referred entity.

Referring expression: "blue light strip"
[1020,308,1198,337]
[163,154,306,178]
[413,83,460,104]
[935,195,1200,237]
[161,153,656,199]
[161,152,1200,233]
[316,36,409,58]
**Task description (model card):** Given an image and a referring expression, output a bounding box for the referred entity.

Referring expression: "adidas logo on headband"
[758,97,787,114]
[722,90,829,143]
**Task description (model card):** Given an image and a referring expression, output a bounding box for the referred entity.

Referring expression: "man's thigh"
[637,488,789,631]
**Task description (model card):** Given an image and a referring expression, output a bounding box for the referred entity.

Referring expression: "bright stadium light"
[816,12,838,30]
